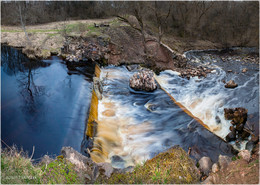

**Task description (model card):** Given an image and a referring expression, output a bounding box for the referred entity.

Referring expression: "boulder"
[218,155,231,169]
[232,108,248,125]
[96,163,114,178]
[224,108,248,142]
[225,80,238,88]
[224,108,235,120]
[61,147,119,183]
[198,156,213,175]
[238,150,251,162]
[129,70,157,92]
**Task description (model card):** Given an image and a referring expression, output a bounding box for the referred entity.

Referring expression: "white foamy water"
[157,62,259,143]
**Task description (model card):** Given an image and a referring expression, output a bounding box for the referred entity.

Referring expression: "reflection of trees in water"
[1,45,28,75]
[17,67,46,115]
[2,46,49,121]
[1,45,50,75]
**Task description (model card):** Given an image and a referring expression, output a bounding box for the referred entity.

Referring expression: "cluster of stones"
[200,149,253,183]
[62,38,109,63]
[180,66,212,79]
[129,70,157,92]
[224,107,250,142]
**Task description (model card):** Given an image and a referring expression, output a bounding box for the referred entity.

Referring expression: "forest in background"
[1,1,259,48]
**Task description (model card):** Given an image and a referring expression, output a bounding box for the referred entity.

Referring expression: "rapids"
[157,49,259,150]
[89,66,236,168]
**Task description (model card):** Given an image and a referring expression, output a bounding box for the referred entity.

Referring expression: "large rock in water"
[129,70,157,92]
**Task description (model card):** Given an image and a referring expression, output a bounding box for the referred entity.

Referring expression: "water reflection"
[1,45,95,159]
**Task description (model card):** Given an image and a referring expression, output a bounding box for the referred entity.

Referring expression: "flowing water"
[2,46,258,168]
[1,46,95,159]
[157,49,259,150]
[90,66,236,168]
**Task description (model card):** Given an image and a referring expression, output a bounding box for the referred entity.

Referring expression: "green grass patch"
[95,146,200,184]
[27,29,60,33]
[1,29,60,33]
[1,29,23,33]
[1,147,42,184]
[41,158,83,184]
[1,147,84,184]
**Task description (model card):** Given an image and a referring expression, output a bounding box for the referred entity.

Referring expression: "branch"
[116,15,142,33]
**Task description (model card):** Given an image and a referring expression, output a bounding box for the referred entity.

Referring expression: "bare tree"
[17,2,31,46]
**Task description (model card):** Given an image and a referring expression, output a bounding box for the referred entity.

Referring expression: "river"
[1,46,258,167]
[1,45,95,160]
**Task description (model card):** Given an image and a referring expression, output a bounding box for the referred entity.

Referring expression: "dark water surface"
[1,46,95,159]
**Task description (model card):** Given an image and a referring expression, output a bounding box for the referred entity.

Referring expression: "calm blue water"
[1,46,95,159]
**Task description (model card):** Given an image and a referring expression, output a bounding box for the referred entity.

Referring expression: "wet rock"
[93,77,103,100]
[229,126,234,131]
[246,141,255,152]
[211,163,219,173]
[227,70,233,73]
[111,155,126,169]
[232,108,248,125]
[224,108,235,120]
[242,68,248,73]
[226,130,236,142]
[224,107,248,134]
[250,134,259,144]
[241,130,250,139]
[129,70,157,92]
[225,80,238,88]
[215,116,221,124]
[238,150,251,162]
[198,156,213,175]
[126,64,142,72]
[218,155,231,169]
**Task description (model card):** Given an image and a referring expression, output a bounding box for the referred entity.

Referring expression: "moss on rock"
[95,146,200,184]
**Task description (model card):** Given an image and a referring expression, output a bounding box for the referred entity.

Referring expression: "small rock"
[242,68,248,73]
[211,163,219,173]
[218,155,231,169]
[238,150,251,162]
[227,70,233,73]
[215,116,221,124]
[225,80,238,88]
[202,176,213,184]
[198,156,213,175]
